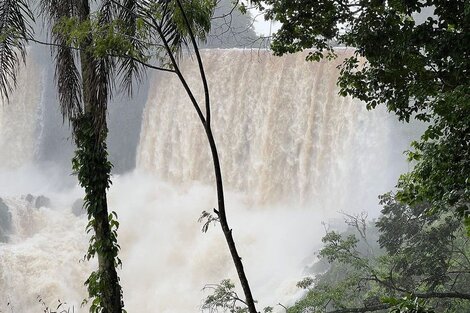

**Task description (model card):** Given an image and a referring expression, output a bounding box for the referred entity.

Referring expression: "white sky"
[249,6,282,37]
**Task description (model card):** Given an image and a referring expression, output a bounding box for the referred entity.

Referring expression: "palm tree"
[1,0,139,311]
[37,0,146,311]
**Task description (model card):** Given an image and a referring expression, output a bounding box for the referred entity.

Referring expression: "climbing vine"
[72,113,124,313]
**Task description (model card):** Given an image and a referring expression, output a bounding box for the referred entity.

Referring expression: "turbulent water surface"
[0,49,415,312]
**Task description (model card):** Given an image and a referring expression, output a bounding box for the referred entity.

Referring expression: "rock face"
[0,198,12,242]
[25,194,34,203]
[34,195,51,209]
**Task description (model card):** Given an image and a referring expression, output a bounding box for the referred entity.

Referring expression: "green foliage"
[173,0,215,40]
[72,114,112,219]
[252,0,470,232]
[383,296,435,313]
[0,0,34,101]
[198,209,220,232]
[202,279,248,313]
[288,221,382,312]
[376,194,461,291]
[72,114,123,313]
[51,14,146,62]
[202,279,274,313]
[396,85,470,233]
[49,0,217,71]
[36,297,74,313]
[287,195,470,313]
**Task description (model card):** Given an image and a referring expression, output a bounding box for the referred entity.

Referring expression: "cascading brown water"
[138,49,406,210]
[0,49,415,312]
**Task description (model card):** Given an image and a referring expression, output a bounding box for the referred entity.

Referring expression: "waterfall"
[138,49,409,210]
[0,54,43,170]
[0,49,416,313]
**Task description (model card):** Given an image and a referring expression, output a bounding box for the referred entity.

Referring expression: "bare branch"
[175,0,211,126]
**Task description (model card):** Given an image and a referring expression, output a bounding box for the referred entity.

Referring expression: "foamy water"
[0,172,329,312]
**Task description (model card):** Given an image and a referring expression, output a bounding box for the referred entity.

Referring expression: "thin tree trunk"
[158,2,260,310]
[74,115,123,313]
[204,125,258,313]
[118,2,258,310]
[158,34,259,312]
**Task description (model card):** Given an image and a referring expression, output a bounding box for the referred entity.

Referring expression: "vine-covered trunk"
[96,206,123,313]
[73,115,123,313]
[74,1,124,312]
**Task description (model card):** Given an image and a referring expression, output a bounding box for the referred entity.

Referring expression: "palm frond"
[137,0,187,59]
[39,0,83,120]
[99,0,119,23]
[115,0,147,95]
[39,0,78,22]
[0,0,34,101]
[137,0,215,61]
[54,42,83,120]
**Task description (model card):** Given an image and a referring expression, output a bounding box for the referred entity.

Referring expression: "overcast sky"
[251,7,281,36]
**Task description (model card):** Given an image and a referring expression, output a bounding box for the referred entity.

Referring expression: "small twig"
[277,303,288,312]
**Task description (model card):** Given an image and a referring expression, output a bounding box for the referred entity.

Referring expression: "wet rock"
[23,194,51,208]
[34,195,51,209]
[25,194,34,203]
[0,198,12,242]
[72,198,85,217]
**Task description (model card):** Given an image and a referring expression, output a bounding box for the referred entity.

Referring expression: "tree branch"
[27,37,176,73]
[174,0,211,126]
[326,304,390,313]
[146,12,206,125]
[414,292,470,300]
